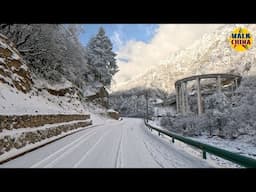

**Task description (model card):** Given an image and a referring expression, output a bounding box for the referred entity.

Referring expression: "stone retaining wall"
[0,114,90,132]
[0,120,92,155]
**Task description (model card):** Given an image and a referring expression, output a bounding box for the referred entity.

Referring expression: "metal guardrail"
[144,119,256,168]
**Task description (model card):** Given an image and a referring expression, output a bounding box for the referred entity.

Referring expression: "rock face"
[86,86,109,107]
[0,33,32,93]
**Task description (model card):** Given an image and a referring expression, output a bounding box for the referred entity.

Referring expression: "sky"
[79,24,159,51]
[79,24,223,86]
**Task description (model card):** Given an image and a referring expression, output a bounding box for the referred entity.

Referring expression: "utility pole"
[146,90,149,123]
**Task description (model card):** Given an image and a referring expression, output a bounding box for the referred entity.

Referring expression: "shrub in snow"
[204,92,231,113]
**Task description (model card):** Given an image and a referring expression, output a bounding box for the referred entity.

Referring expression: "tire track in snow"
[143,125,205,167]
[115,125,124,168]
[142,140,164,168]
[143,139,185,168]
[43,129,100,168]
[73,127,113,168]
[30,125,103,168]
[142,123,187,167]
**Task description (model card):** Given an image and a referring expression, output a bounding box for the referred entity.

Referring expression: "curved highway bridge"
[175,73,242,115]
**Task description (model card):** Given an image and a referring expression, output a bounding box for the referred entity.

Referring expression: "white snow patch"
[152,98,163,104]
[11,73,23,82]
[11,52,20,60]
[0,58,5,64]
[0,40,7,49]
[20,64,28,71]
[33,78,73,90]
[83,87,97,97]
[0,83,82,115]
[0,65,9,72]
[107,109,117,113]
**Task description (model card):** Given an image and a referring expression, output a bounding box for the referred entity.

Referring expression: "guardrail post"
[172,137,175,143]
[158,132,161,136]
[203,151,207,159]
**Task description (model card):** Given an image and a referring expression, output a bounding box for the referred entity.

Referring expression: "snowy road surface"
[0,118,213,168]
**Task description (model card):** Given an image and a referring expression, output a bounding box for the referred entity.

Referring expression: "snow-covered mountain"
[112,24,256,94]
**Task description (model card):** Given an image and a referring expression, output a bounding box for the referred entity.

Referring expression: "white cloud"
[110,24,127,50]
[113,24,223,84]
[111,31,124,50]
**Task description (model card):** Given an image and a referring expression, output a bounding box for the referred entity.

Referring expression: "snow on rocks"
[107,109,120,120]
[0,33,32,93]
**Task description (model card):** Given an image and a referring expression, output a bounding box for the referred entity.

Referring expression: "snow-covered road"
[0,118,213,168]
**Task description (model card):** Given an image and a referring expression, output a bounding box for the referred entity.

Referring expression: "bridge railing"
[144,119,256,168]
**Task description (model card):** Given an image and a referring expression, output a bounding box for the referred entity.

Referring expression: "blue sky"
[79,24,159,51]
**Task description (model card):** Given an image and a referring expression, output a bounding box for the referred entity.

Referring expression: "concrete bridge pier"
[216,75,221,93]
[196,77,202,115]
[184,82,189,113]
[181,82,185,115]
[176,85,180,113]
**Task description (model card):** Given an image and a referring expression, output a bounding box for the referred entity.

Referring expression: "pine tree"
[86,27,118,86]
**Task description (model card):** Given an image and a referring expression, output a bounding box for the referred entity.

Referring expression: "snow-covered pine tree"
[86,27,118,86]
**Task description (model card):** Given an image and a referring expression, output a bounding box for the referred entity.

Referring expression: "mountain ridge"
[111,24,256,94]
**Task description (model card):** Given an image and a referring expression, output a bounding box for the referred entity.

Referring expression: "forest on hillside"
[0,24,118,97]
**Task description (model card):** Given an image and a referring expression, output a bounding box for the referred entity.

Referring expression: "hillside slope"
[0,33,109,117]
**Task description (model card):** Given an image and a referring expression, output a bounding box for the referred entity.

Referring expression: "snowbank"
[0,83,84,115]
